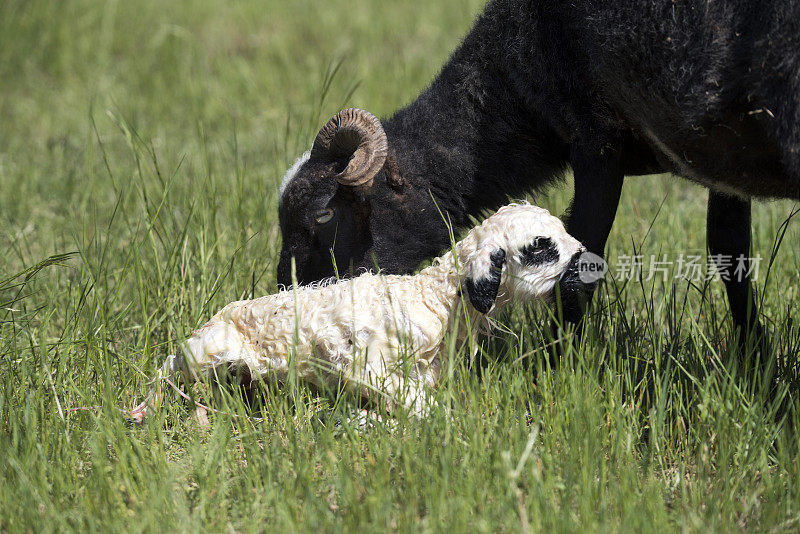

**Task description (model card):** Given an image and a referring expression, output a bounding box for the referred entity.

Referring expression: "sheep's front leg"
[707,192,769,363]
[561,144,624,325]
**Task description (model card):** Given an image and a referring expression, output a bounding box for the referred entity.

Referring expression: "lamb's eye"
[314,208,335,225]
[519,237,558,266]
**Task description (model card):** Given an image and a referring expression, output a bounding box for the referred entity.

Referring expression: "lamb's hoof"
[189,406,211,429]
[126,412,145,427]
[313,408,390,433]
[348,409,387,429]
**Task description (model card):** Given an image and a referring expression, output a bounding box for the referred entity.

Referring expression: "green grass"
[2,0,800,531]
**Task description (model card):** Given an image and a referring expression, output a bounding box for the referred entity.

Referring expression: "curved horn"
[310,108,388,187]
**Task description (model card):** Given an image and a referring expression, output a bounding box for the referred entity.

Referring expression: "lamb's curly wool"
[152,203,584,416]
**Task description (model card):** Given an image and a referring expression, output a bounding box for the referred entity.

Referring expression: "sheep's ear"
[463,248,506,314]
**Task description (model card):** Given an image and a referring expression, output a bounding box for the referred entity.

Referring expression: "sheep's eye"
[313,208,335,225]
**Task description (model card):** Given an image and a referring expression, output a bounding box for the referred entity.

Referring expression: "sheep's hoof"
[735,324,770,360]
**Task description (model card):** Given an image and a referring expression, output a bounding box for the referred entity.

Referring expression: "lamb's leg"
[349,357,436,420]
[192,405,210,428]
[355,378,432,425]
[707,192,769,365]
[395,380,436,417]
[128,354,183,424]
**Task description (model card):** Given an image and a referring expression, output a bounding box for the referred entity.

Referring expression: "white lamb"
[133,203,589,422]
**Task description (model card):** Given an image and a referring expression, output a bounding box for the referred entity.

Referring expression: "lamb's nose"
[559,250,598,294]
[556,250,606,318]
[559,253,586,293]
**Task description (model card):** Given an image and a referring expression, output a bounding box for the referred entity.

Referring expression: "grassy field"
[2,0,800,531]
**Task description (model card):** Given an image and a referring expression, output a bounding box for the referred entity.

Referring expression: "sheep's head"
[461,204,595,314]
[277,108,448,286]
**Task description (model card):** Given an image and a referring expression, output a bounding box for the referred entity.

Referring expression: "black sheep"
[278,0,800,350]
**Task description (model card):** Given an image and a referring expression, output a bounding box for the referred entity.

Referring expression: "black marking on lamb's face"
[464,249,506,314]
[519,237,559,266]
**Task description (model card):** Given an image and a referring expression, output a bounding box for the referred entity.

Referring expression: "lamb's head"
[461,203,595,314]
[277,108,448,286]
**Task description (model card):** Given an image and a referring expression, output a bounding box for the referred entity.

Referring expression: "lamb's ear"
[463,248,506,314]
